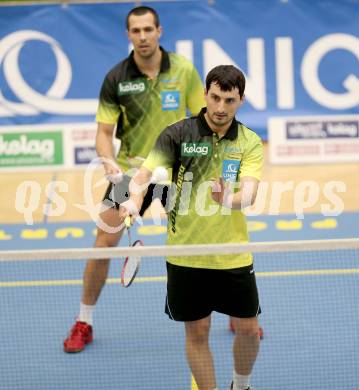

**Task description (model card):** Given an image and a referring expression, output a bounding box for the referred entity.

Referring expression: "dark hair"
[205,65,246,98]
[126,6,160,30]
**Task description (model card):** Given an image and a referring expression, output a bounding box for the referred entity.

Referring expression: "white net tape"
[1,238,359,262]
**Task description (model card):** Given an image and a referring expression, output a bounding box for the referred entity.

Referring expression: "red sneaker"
[64,321,93,353]
[229,319,264,340]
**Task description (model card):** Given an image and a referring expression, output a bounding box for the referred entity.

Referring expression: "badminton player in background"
[63,5,204,353]
[120,65,263,390]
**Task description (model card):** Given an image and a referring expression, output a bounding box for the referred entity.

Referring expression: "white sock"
[233,371,251,390]
[78,303,94,325]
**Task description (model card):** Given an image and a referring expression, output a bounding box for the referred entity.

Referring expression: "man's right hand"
[104,161,123,184]
[119,199,143,226]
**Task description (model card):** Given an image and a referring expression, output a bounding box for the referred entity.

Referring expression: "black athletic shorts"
[165,262,261,321]
[103,175,169,216]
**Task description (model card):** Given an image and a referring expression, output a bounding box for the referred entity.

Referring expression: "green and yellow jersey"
[96,47,205,170]
[143,108,264,270]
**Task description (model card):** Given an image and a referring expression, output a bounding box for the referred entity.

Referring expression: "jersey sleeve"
[95,73,122,125]
[239,135,264,180]
[185,64,205,116]
[142,126,179,171]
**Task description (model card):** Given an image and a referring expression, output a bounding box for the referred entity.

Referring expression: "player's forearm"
[95,123,120,176]
[229,180,259,210]
[96,130,115,160]
[229,192,254,210]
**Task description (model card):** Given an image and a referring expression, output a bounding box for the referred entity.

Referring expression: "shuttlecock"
[151,166,169,183]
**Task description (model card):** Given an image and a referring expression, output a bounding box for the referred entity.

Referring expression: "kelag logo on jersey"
[181,142,212,157]
[222,159,240,182]
[161,91,179,110]
[118,80,146,96]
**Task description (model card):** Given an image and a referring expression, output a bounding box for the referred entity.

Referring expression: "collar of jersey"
[197,108,238,141]
[127,46,170,78]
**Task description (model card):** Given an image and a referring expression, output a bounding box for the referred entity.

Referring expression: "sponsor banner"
[268,115,359,164]
[0,123,97,171]
[71,127,97,142]
[74,146,97,165]
[0,130,63,167]
[68,123,97,166]
[0,1,358,140]
[286,121,359,139]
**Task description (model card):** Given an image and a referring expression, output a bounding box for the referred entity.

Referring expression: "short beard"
[136,46,157,60]
[209,113,231,128]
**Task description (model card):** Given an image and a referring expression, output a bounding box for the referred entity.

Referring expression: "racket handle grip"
[124,216,143,227]
[124,216,131,228]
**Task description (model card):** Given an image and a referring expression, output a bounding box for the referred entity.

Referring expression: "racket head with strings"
[121,239,144,287]
[121,216,143,287]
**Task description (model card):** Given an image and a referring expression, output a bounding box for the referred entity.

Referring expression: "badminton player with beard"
[63,5,204,353]
[120,65,264,390]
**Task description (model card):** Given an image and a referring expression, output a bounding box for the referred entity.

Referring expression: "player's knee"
[95,229,120,248]
[187,332,208,345]
[186,322,210,344]
[238,320,259,338]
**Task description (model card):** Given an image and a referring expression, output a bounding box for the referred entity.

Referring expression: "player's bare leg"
[64,207,124,353]
[82,207,124,304]
[231,317,260,389]
[185,316,216,390]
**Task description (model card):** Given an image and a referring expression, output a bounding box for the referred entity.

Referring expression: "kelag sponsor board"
[0,123,97,171]
[0,131,63,167]
[269,115,359,164]
[286,121,358,139]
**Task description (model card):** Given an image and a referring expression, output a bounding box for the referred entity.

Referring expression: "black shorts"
[103,175,168,216]
[165,262,261,321]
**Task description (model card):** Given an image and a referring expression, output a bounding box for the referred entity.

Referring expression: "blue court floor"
[1,212,359,389]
